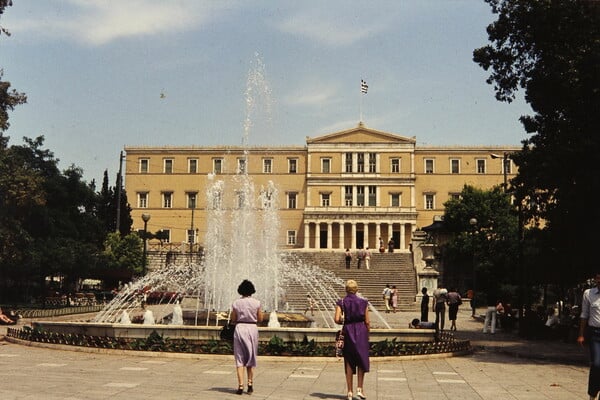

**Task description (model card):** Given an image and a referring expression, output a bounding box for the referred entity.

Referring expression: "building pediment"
[306,122,416,145]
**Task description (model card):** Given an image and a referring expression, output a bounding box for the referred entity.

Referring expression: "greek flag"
[361,79,368,94]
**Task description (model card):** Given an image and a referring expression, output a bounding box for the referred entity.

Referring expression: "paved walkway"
[0,307,592,399]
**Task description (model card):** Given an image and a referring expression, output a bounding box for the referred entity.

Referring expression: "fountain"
[16,54,446,351]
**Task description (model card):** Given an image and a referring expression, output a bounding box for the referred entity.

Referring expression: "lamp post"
[490,152,509,192]
[141,213,151,275]
[469,217,478,304]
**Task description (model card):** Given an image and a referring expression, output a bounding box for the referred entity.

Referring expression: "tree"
[99,231,143,283]
[441,185,518,301]
[473,0,600,284]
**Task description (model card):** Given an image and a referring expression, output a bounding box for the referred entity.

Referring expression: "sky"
[1,0,532,185]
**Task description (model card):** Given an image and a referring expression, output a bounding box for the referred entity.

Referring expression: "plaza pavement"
[0,307,592,399]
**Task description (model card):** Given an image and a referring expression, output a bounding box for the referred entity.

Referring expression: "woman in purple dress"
[230,279,263,395]
[334,279,370,400]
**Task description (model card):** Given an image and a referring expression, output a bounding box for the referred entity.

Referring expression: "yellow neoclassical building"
[124,123,518,252]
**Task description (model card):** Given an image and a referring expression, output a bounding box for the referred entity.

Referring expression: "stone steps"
[282,251,418,313]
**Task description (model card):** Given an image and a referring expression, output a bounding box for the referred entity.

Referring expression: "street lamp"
[490,152,509,192]
[141,213,151,275]
[469,218,478,308]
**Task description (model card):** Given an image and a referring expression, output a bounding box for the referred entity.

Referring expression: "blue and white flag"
[361,79,368,94]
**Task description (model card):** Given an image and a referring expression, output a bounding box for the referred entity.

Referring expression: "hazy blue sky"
[2,1,531,184]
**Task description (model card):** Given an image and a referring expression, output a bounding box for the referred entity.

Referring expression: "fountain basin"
[31,320,435,344]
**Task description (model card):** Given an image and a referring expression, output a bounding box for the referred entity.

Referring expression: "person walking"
[230,279,263,395]
[390,285,398,313]
[432,284,448,331]
[578,271,600,400]
[304,294,316,316]
[379,237,385,253]
[364,247,371,270]
[334,279,370,400]
[420,287,430,322]
[446,288,462,331]
[382,284,392,313]
[356,247,364,269]
[344,249,352,269]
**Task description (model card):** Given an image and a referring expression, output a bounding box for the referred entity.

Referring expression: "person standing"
[382,284,392,313]
[344,249,352,269]
[304,294,316,316]
[379,237,385,253]
[390,285,398,313]
[482,289,500,334]
[466,289,476,317]
[432,284,448,331]
[334,279,370,400]
[230,279,263,395]
[446,288,462,331]
[578,271,600,400]
[387,238,394,253]
[420,287,430,322]
[364,247,371,270]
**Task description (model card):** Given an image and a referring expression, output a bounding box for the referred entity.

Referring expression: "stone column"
[327,222,333,249]
[340,222,345,249]
[351,222,357,250]
[304,222,310,249]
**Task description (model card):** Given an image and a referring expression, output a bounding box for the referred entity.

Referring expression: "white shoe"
[347,391,353,400]
[356,388,366,399]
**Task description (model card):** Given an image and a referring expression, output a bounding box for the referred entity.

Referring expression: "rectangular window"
[425,159,434,174]
[345,186,353,206]
[187,229,196,244]
[161,229,171,243]
[322,158,331,173]
[450,193,461,201]
[187,192,197,209]
[287,230,297,245]
[263,159,272,173]
[138,192,148,208]
[288,158,297,174]
[345,153,353,173]
[451,159,460,174]
[287,192,297,209]
[237,158,246,174]
[368,153,376,173]
[321,193,330,207]
[213,158,223,174]
[188,159,198,173]
[357,153,365,172]
[391,193,400,207]
[425,194,435,210]
[139,159,149,173]
[477,159,486,174]
[356,186,365,206]
[162,192,173,208]
[261,189,274,209]
[368,185,376,206]
[164,159,173,174]
[391,158,400,173]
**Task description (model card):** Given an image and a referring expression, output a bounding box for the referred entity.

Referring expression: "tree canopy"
[473,0,600,284]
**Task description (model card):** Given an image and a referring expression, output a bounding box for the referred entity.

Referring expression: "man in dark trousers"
[420,287,430,322]
[578,271,600,400]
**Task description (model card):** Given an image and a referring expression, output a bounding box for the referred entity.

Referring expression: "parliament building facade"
[124,123,518,253]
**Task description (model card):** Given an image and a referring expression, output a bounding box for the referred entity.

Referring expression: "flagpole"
[360,91,363,122]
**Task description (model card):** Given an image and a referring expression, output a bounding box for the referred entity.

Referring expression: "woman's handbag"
[220,310,235,341]
[335,299,345,358]
[220,322,235,341]
[335,329,345,358]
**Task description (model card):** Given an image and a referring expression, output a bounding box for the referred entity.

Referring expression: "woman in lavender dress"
[230,280,263,395]
[334,279,370,400]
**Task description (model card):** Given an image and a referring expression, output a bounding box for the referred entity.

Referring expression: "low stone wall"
[29,321,435,344]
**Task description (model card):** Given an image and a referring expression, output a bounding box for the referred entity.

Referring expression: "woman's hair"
[345,279,358,294]
[411,318,420,327]
[238,279,256,296]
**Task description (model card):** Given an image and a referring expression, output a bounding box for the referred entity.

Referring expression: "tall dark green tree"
[441,185,518,300]
[473,0,600,284]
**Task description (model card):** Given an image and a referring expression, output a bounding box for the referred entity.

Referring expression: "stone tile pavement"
[0,307,592,399]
